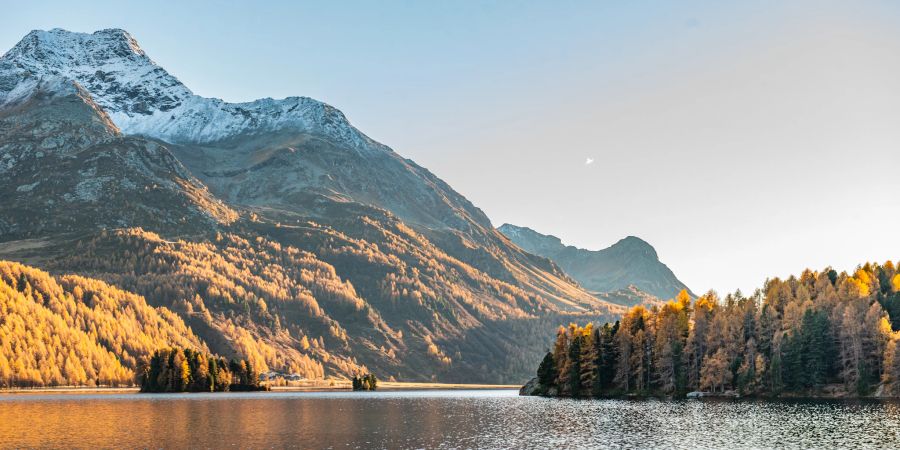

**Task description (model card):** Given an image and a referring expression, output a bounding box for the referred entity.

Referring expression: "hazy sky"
[3,1,899,296]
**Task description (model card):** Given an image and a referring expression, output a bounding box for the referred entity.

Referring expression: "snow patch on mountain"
[16,181,39,192]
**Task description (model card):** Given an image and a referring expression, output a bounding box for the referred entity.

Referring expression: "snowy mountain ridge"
[0,28,375,151]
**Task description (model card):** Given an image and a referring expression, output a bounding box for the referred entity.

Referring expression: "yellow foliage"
[0,261,204,388]
[540,260,900,397]
[675,289,691,309]
[848,275,871,298]
[695,292,718,312]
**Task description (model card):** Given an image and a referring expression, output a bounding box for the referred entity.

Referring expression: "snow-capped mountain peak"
[1,28,192,116]
[0,28,373,150]
[6,28,149,61]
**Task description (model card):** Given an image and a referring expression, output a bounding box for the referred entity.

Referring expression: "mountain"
[0,28,594,308]
[498,224,694,300]
[0,28,621,384]
[0,29,498,235]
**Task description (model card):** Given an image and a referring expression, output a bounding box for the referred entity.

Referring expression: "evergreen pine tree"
[537,352,557,394]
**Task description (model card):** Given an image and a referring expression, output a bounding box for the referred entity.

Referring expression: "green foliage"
[536,352,557,394]
[591,322,619,396]
[566,335,583,397]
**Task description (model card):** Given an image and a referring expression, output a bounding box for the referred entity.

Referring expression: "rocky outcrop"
[520,377,540,395]
[519,377,545,396]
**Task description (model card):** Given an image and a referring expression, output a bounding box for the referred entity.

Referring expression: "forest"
[0,223,614,388]
[526,261,900,398]
[0,260,205,387]
[139,347,264,392]
[42,224,615,384]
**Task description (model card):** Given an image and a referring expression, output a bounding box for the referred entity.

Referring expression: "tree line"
[139,347,265,392]
[529,261,900,398]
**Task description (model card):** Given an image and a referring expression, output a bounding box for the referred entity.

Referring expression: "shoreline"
[0,381,520,394]
[0,387,141,394]
[272,381,521,391]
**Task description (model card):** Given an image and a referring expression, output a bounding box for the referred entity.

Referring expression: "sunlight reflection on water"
[1,389,900,449]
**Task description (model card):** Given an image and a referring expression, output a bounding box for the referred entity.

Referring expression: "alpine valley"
[0,28,690,385]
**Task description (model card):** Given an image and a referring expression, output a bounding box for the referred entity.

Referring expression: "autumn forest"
[526,261,900,398]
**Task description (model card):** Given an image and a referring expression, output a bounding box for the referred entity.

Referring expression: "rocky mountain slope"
[0,28,620,384]
[0,77,236,238]
[498,224,694,300]
[593,285,665,308]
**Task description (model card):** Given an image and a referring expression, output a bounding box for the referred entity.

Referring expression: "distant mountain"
[498,224,694,300]
[0,28,621,385]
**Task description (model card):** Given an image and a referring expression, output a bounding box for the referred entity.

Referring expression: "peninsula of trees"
[522,261,900,398]
[139,347,265,393]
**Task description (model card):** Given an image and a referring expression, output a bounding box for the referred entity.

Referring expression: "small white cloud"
[585,158,594,165]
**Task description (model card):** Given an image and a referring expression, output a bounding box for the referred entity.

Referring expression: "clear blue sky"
[4,1,900,296]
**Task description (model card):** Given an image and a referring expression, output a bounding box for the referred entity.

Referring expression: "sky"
[3,0,899,296]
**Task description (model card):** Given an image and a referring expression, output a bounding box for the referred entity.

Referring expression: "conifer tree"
[536,352,557,394]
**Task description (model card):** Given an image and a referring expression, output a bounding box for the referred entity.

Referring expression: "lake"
[2,389,900,448]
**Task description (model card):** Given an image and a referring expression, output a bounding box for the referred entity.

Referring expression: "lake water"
[2,389,900,448]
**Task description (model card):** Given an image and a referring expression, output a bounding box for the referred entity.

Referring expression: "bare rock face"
[519,377,542,396]
[0,29,190,117]
[499,224,694,300]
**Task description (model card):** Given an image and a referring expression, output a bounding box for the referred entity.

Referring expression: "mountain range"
[0,28,685,384]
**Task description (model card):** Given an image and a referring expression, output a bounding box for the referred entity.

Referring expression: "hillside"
[593,285,665,308]
[0,260,205,387]
[498,224,694,300]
